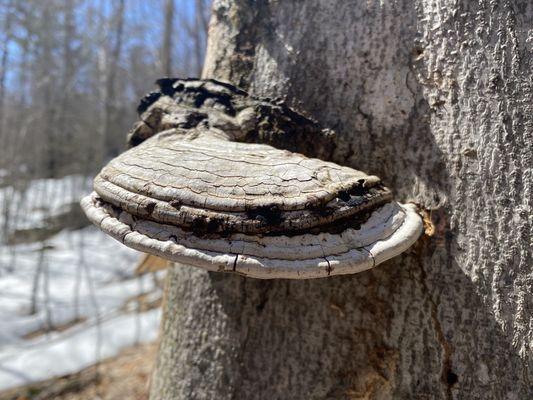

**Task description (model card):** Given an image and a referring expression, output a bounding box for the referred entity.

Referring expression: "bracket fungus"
[81,78,423,279]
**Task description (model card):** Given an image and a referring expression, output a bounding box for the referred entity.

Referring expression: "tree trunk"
[0,0,13,138]
[58,0,76,172]
[192,0,207,76]
[102,0,125,160]
[150,1,532,399]
[162,0,174,77]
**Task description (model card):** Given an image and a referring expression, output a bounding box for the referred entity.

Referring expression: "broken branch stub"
[81,78,423,279]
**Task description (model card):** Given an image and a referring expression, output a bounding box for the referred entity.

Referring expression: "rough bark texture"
[150,1,532,399]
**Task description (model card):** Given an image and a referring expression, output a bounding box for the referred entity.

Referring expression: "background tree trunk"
[101,0,125,160]
[150,1,532,399]
[161,0,174,77]
[0,0,12,137]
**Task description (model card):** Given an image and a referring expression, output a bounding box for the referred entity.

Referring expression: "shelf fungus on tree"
[81,78,423,279]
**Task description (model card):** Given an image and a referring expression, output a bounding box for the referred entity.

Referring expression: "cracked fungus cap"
[81,79,423,279]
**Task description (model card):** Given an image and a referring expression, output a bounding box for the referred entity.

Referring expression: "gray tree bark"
[150,1,532,399]
[162,0,174,77]
[101,0,125,159]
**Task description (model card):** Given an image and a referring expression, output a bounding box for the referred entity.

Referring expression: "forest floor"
[0,342,157,400]
[0,175,164,395]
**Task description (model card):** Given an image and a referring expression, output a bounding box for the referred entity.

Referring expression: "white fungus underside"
[81,193,423,279]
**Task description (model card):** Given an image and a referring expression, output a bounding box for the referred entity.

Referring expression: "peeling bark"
[150,1,532,399]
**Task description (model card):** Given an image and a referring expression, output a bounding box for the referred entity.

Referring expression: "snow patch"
[0,309,161,390]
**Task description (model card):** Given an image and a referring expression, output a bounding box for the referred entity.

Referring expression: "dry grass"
[0,342,158,400]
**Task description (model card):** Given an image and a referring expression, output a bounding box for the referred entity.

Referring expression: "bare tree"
[191,0,208,76]
[162,0,175,77]
[149,1,533,399]
[0,0,210,184]
[57,0,76,171]
[0,0,13,137]
[0,0,14,241]
[179,0,210,76]
[101,0,126,160]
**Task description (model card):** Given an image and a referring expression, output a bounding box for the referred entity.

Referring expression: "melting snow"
[0,176,163,391]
